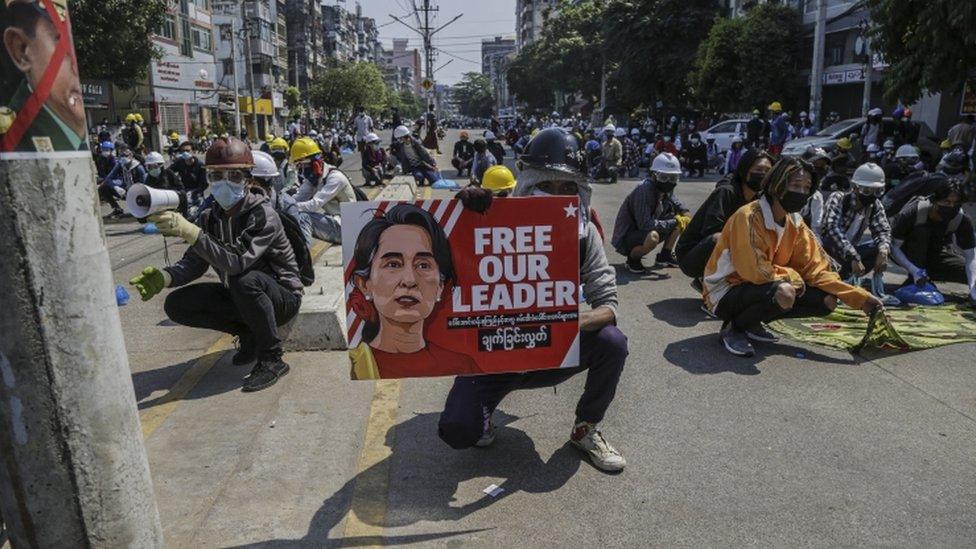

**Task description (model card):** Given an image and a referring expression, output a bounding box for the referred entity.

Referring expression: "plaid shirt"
[822,191,891,261]
[622,137,640,170]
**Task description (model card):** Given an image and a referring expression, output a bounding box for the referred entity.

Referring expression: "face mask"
[779,190,808,213]
[690,138,699,144]
[101,151,112,157]
[148,167,162,177]
[210,180,246,209]
[937,205,960,220]
[663,137,671,142]
[272,152,286,162]
[179,152,192,160]
[746,172,765,191]
[857,192,876,208]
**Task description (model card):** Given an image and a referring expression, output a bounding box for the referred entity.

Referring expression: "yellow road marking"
[139,333,234,439]
[342,380,402,542]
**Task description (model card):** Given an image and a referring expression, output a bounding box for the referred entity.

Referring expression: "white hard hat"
[731,135,743,144]
[651,152,682,174]
[603,124,616,133]
[868,107,883,116]
[614,127,626,137]
[851,162,885,189]
[883,139,895,149]
[251,150,280,178]
[365,132,380,143]
[799,111,808,118]
[309,129,319,137]
[484,130,496,140]
[630,128,640,135]
[144,151,164,166]
[393,125,411,139]
[895,144,919,159]
[866,143,880,153]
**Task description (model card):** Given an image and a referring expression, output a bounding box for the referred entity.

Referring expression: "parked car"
[701,119,749,152]
[782,117,939,167]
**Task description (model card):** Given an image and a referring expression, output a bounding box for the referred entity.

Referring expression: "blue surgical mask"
[148,167,162,177]
[178,152,192,160]
[210,179,245,209]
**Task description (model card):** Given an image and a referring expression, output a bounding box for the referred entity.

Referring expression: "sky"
[352,0,517,85]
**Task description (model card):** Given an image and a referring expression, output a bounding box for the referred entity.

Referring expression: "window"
[194,0,211,10]
[825,32,846,66]
[710,121,738,134]
[222,58,234,75]
[192,24,213,52]
[158,13,177,40]
[179,0,192,56]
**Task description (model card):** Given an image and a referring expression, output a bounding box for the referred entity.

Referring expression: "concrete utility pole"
[0,7,162,547]
[231,19,242,136]
[860,20,873,116]
[808,0,827,129]
[389,1,462,112]
[241,0,258,139]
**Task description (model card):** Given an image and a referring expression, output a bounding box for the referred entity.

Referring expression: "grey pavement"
[113,129,976,547]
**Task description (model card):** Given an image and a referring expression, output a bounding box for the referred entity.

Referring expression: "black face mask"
[857,192,876,208]
[779,190,808,213]
[938,205,960,220]
[657,181,676,193]
[746,172,764,191]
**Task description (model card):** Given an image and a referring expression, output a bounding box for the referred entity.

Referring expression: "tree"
[310,62,387,117]
[737,4,802,112]
[687,16,745,113]
[604,0,720,112]
[69,0,168,88]
[284,86,303,118]
[867,0,976,104]
[452,72,495,118]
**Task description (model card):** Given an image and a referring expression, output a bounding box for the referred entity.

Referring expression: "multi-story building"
[213,0,289,137]
[354,3,381,64]
[322,3,357,63]
[482,36,516,115]
[515,0,559,51]
[389,38,422,95]
[145,0,220,147]
[285,0,327,106]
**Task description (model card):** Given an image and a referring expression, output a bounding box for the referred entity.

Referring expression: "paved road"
[114,129,976,547]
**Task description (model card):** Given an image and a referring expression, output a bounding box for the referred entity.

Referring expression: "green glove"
[129,267,167,301]
[149,211,201,245]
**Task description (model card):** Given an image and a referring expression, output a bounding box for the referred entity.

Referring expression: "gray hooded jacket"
[165,191,303,293]
[513,167,618,316]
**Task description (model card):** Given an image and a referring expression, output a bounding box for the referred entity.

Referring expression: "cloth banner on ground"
[768,304,976,354]
[340,197,581,380]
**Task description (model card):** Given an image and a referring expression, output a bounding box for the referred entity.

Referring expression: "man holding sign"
[440,128,629,472]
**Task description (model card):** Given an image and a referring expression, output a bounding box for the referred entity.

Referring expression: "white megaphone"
[125,183,185,218]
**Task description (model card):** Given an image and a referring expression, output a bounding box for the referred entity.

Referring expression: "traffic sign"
[421,78,434,91]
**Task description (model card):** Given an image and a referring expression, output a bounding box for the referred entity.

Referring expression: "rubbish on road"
[483,484,504,497]
[893,281,945,306]
[115,284,130,306]
[143,222,159,234]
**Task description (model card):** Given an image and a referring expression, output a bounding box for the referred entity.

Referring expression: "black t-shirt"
[891,201,976,250]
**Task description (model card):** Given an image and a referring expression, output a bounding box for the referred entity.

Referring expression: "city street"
[118,130,976,547]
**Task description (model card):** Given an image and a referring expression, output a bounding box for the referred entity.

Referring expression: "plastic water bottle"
[115,284,130,306]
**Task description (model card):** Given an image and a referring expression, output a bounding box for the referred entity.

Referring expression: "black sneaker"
[655,250,678,268]
[242,358,290,392]
[745,323,779,343]
[690,278,704,294]
[720,325,755,357]
[625,256,647,274]
[232,333,257,367]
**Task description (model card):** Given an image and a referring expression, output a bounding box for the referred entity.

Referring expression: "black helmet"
[517,127,584,175]
[939,149,969,175]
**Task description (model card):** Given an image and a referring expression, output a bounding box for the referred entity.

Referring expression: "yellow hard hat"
[270,137,289,152]
[289,136,322,163]
[133,113,144,123]
[940,138,951,150]
[264,133,275,142]
[168,132,179,141]
[124,113,136,123]
[482,165,516,193]
[767,101,782,112]
[836,137,852,151]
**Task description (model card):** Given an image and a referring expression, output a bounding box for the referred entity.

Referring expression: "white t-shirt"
[355,115,373,141]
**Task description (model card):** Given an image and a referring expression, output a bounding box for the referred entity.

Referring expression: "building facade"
[285,0,327,108]
[389,38,422,95]
[481,36,517,115]
[515,0,559,51]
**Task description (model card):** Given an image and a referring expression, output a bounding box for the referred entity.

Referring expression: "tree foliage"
[452,72,495,118]
[310,62,387,116]
[69,0,168,88]
[688,4,801,112]
[867,0,976,104]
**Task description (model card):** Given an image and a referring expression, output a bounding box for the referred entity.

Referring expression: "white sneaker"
[475,421,496,447]
[570,422,626,472]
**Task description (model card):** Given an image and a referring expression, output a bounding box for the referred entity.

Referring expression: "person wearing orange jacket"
[702,157,885,357]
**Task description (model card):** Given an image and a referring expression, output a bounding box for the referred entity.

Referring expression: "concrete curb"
[283,180,418,352]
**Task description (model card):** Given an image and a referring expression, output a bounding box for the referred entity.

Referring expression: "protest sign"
[341,197,581,380]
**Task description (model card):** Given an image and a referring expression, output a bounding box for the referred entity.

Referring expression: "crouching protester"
[702,157,885,357]
[610,152,690,274]
[889,181,976,305]
[438,127,629,472]
[677,148,772,290]
[820,163,891,280]
[129,137,303,392]
[291,136,357,244]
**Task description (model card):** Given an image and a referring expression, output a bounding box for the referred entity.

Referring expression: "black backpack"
[273,193,315,287]
[353,185,369,202]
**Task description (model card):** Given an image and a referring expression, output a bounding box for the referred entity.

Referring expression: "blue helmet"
[585,139,601,152]
[100,141,114,150]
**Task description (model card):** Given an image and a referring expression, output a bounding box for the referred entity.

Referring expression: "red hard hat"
[205,137,254,169]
